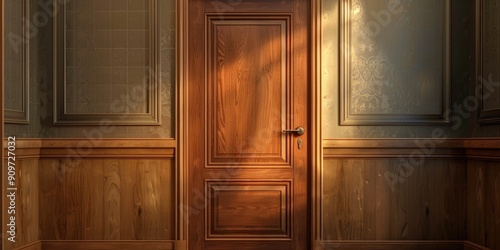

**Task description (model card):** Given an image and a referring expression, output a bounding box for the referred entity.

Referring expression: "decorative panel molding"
[206,15,291,167]
[3,138,176,159]
[323,138,500,160]
[340,0,451,125]
[4,0,29,124]
[53,0,160,125]
[477,0,500,124]
[206,181,291,239]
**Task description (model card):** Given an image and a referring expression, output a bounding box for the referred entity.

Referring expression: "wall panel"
[321,139,500,250]
[339,0,451,125]
[323,157,467,241]
[53,0,160,125]
[40,157,175,241]
[477,0,500,124]
[4,0,29,124]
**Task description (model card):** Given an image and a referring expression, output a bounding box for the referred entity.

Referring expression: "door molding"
[311,0,323,246]
[176,0,188,242]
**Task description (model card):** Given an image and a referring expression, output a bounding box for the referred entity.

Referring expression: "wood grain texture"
[323,158,467,241]
[467,160,500,250]
[13,241,42,250]
[207,16,289,166]
[203,0,292,12]
[2,158,40,250]
[207,181,290,238]
[40,158,175,241]
[323,139,500,160]
[188,0,310,249]
[39,139,175,158]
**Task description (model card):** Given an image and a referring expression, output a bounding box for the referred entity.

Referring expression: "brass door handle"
[283,126,305,136]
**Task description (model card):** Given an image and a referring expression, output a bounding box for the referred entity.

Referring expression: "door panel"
[187,0,309,249]
[207,16,291,166]
[207,181,291,238]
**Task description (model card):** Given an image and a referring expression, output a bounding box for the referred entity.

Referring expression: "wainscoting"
[3,138,500,250]
[3,139,181,250]
[320,139,500,250]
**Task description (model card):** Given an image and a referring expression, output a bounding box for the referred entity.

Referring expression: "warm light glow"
[352,6,361,15]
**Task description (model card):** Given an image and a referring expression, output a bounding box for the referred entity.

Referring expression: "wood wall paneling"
[40,158,175,241]
[3,158,40,250]
[2,136,500,250]
[467,160,500,250]
[1,138,177,248]
[322,158,467,241]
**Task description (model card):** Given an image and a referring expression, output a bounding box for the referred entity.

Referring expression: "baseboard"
[12,240,490,250]
[39,240,179,250]
[319,241,491,250]
[13,241,42,250]
[463,241,491,250]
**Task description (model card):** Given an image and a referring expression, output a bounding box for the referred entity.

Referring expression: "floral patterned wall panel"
[341,0,450,125]
[322,0,475,138]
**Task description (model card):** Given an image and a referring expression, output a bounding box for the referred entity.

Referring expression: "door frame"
[175,0,323,248]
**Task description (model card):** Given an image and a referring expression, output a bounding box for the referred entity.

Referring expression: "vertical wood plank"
[120,159,136,239]
[362,160,376,240]
[348,159,364,240]
[14,159,25,249]
[140,160,161,239]
[467,160,486,245]
[374,159,391,240]
[82,159,104,240]
[40,159,66,240]
[494,162,500,250]
[407,160,430,240]
[430,159,445,240]
[455,159,467,240]
[20,158,40,244]
[104,160,121,240]
[323,159,344,240]
[485,161,495,248]
[390,158,408,240]
[337,159,350,240]
[63,158,83,240]
[160,159,175,240]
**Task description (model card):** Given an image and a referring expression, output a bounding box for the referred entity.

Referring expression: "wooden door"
[186,0,309,249]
